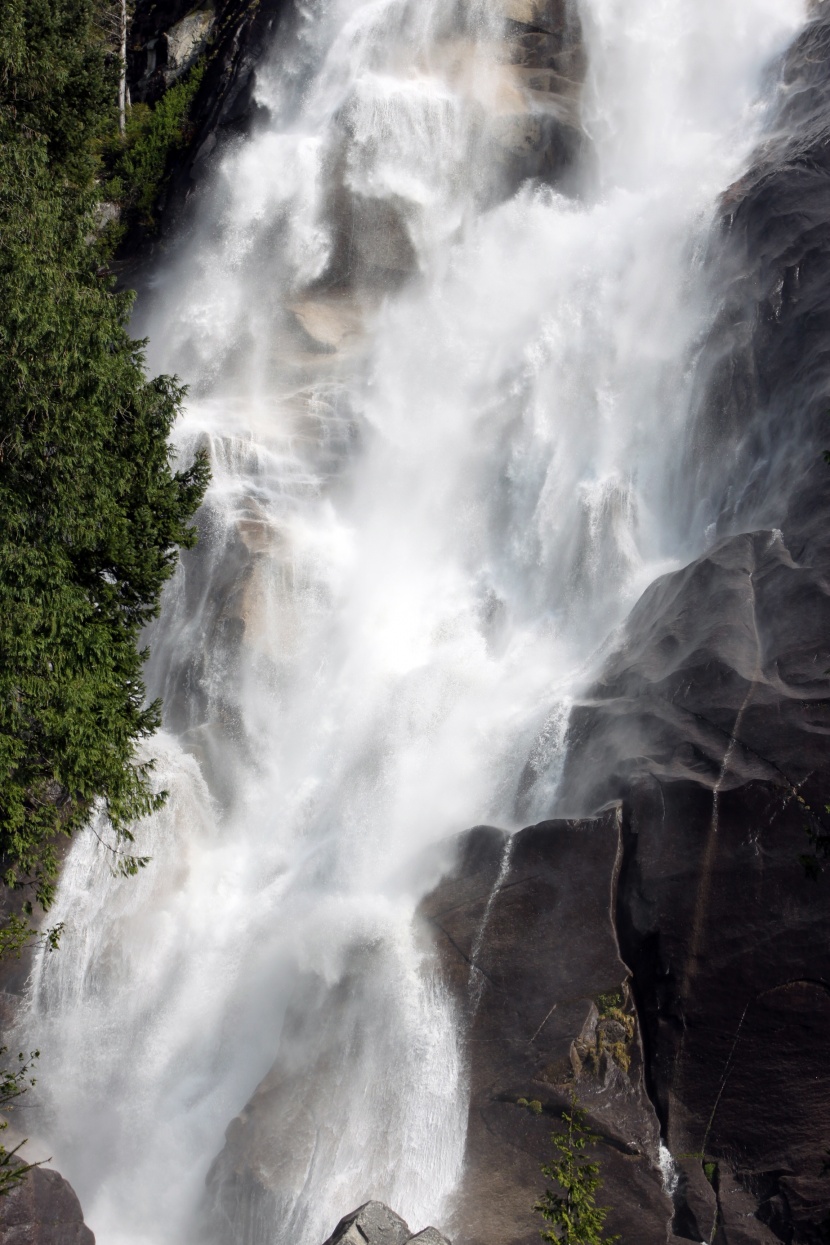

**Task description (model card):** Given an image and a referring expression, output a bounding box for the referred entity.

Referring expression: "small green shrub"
[535,1094,619,1245]
[105,63,205,233]
[0,1049,41,1198]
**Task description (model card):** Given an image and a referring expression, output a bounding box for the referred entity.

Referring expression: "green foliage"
[0,914,63,961]
[104,63,205,233]
[0,0,210,950]
[535,1095,619,1245]
[0,1048,42,1197]
[518,1097,544,1115]
[703,1160,718,1186]
[576,991,636,1077]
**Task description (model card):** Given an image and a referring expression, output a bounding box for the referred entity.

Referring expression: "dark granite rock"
[421,815,678,1245]
[677,6,830,555]
[554,527,830,818]
[611,778,830,1243]
[537,16,830,1238]
[0,1160,95,1245]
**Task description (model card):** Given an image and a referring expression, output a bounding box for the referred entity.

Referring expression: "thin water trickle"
[19,1,805,1243]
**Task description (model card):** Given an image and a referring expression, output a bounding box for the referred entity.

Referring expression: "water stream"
[19,1,806,1243]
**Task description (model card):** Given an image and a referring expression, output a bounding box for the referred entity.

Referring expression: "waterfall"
[19,1,805,1244]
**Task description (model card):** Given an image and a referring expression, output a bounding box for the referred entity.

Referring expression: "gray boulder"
[322,1203,411,1245]
[407,1230,451,1245]
[321,1205,451,1245]
[0,1159,95,1245]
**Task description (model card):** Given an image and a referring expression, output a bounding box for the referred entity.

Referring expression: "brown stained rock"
[0,1162,94,1245]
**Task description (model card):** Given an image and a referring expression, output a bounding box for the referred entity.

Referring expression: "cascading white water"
[18,1,806,1243]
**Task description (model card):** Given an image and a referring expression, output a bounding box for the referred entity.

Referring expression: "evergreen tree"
[535,1096,619,1245]
[0,1049,41,1195]
[0,0,209,952]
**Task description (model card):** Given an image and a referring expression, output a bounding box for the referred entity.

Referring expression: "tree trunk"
[118,0,127,136]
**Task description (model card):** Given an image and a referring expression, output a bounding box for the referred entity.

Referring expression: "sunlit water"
[19,1,805,1243]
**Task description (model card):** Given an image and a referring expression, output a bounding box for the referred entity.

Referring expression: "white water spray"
[20,1,805,1243]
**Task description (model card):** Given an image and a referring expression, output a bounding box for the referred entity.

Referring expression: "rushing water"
[20,2,806,1243]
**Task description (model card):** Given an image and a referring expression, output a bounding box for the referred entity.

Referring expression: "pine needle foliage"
[535,1096,619,1245]
[0,1048,42,1196]
[0,0,209,949]
[106,63,206,231]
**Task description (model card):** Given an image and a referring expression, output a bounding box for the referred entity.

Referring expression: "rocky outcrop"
[547,523,830,1242]
[322,1203,449,1245]
[528,10,830,1242]
[555,527,830,816]
[0,1159,94,1245]
[130,2,216,102]
[498,0,586,186]
[425,529,830,1244]
[420,817,682,1245]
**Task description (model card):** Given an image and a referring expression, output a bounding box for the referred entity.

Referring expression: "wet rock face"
[682,7,830,551]
[555,527,830,817]
[130,0,586,286]
[541,14,830,1240]
[421,816,677,1245]
[613,778,830,1244]
[314,0,587,292]
[0,1161,95,1245]
[499,0,586,184]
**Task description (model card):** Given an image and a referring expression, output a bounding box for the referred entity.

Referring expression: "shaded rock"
[554,527,830,817]
[543,17,830,1240]
[672,1156,718,1245]
[320,1207,451,1245]
[322,1203,411,1245]
[0,1160,94,1245]
[678,5,830,554]
[421,815,674,1245]
[550,420,830,1244]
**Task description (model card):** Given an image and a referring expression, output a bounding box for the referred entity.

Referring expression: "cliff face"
[119,0,290,246]
[420,817,679,1245]
[444,9,830,1244]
